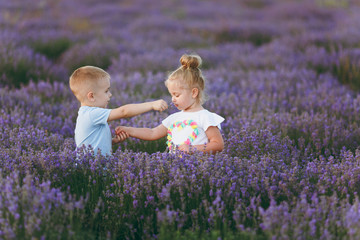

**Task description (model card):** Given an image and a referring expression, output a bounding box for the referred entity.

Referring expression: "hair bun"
[180,54,202,69]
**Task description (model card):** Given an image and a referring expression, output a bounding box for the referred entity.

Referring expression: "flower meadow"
[1,0,360,239]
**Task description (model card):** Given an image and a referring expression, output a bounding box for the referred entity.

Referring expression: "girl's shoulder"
[197,109,224,130]
[197,109,224,119]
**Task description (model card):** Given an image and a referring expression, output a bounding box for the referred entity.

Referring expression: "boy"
[69,66,168,156]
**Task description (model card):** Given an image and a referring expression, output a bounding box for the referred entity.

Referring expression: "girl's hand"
[178,144,190,152]
[115,126,128,135]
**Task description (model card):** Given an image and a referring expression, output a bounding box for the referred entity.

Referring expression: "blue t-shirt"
[75,106,112,156]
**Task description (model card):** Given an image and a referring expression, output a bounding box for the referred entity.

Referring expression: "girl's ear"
[192,88,199,99]
[87,91,95,102]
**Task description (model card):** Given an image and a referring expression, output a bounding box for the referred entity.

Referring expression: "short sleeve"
[89,108,111,125]
[162,113,179,128]
[202,112,224,131]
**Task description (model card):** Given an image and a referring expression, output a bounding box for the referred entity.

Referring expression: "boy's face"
[91,78,112,108]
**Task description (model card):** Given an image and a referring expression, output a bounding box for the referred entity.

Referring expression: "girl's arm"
[178,126,224,154]
[116,124,167,141]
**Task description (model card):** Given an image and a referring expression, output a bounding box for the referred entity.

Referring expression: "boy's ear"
[87,91,95,102]
[192,88,199,99]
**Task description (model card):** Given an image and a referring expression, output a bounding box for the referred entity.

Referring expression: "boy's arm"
[108,100,168,122]
[116,124,167,141]
[178,126,224,154]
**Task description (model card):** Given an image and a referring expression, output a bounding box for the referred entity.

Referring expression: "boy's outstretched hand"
[112,130,129,144]
[152,100,168,112]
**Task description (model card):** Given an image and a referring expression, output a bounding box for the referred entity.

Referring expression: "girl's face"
[166,80,200,112]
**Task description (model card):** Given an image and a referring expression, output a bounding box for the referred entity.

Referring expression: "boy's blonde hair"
[69,66,110,102]
[165,54,207,104]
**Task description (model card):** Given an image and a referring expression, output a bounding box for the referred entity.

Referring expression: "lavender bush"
[1,0,360,239]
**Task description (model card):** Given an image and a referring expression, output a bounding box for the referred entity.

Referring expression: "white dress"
[162,109,224,150]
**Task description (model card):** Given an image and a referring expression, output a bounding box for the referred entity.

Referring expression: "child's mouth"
[169,102,177,109]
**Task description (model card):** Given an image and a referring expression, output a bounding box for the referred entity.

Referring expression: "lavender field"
[1,0,360,239]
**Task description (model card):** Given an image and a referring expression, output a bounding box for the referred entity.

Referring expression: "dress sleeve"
[162,113,177,128]
[202,112,225,131]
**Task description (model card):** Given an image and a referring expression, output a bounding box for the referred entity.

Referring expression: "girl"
[116,54,224,154]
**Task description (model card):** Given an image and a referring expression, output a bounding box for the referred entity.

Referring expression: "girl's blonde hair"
[165,54,207,104]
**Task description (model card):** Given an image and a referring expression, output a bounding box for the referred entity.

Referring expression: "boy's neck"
[80,101,95,107]
[81,102,90,107]
[80,97,96,107]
